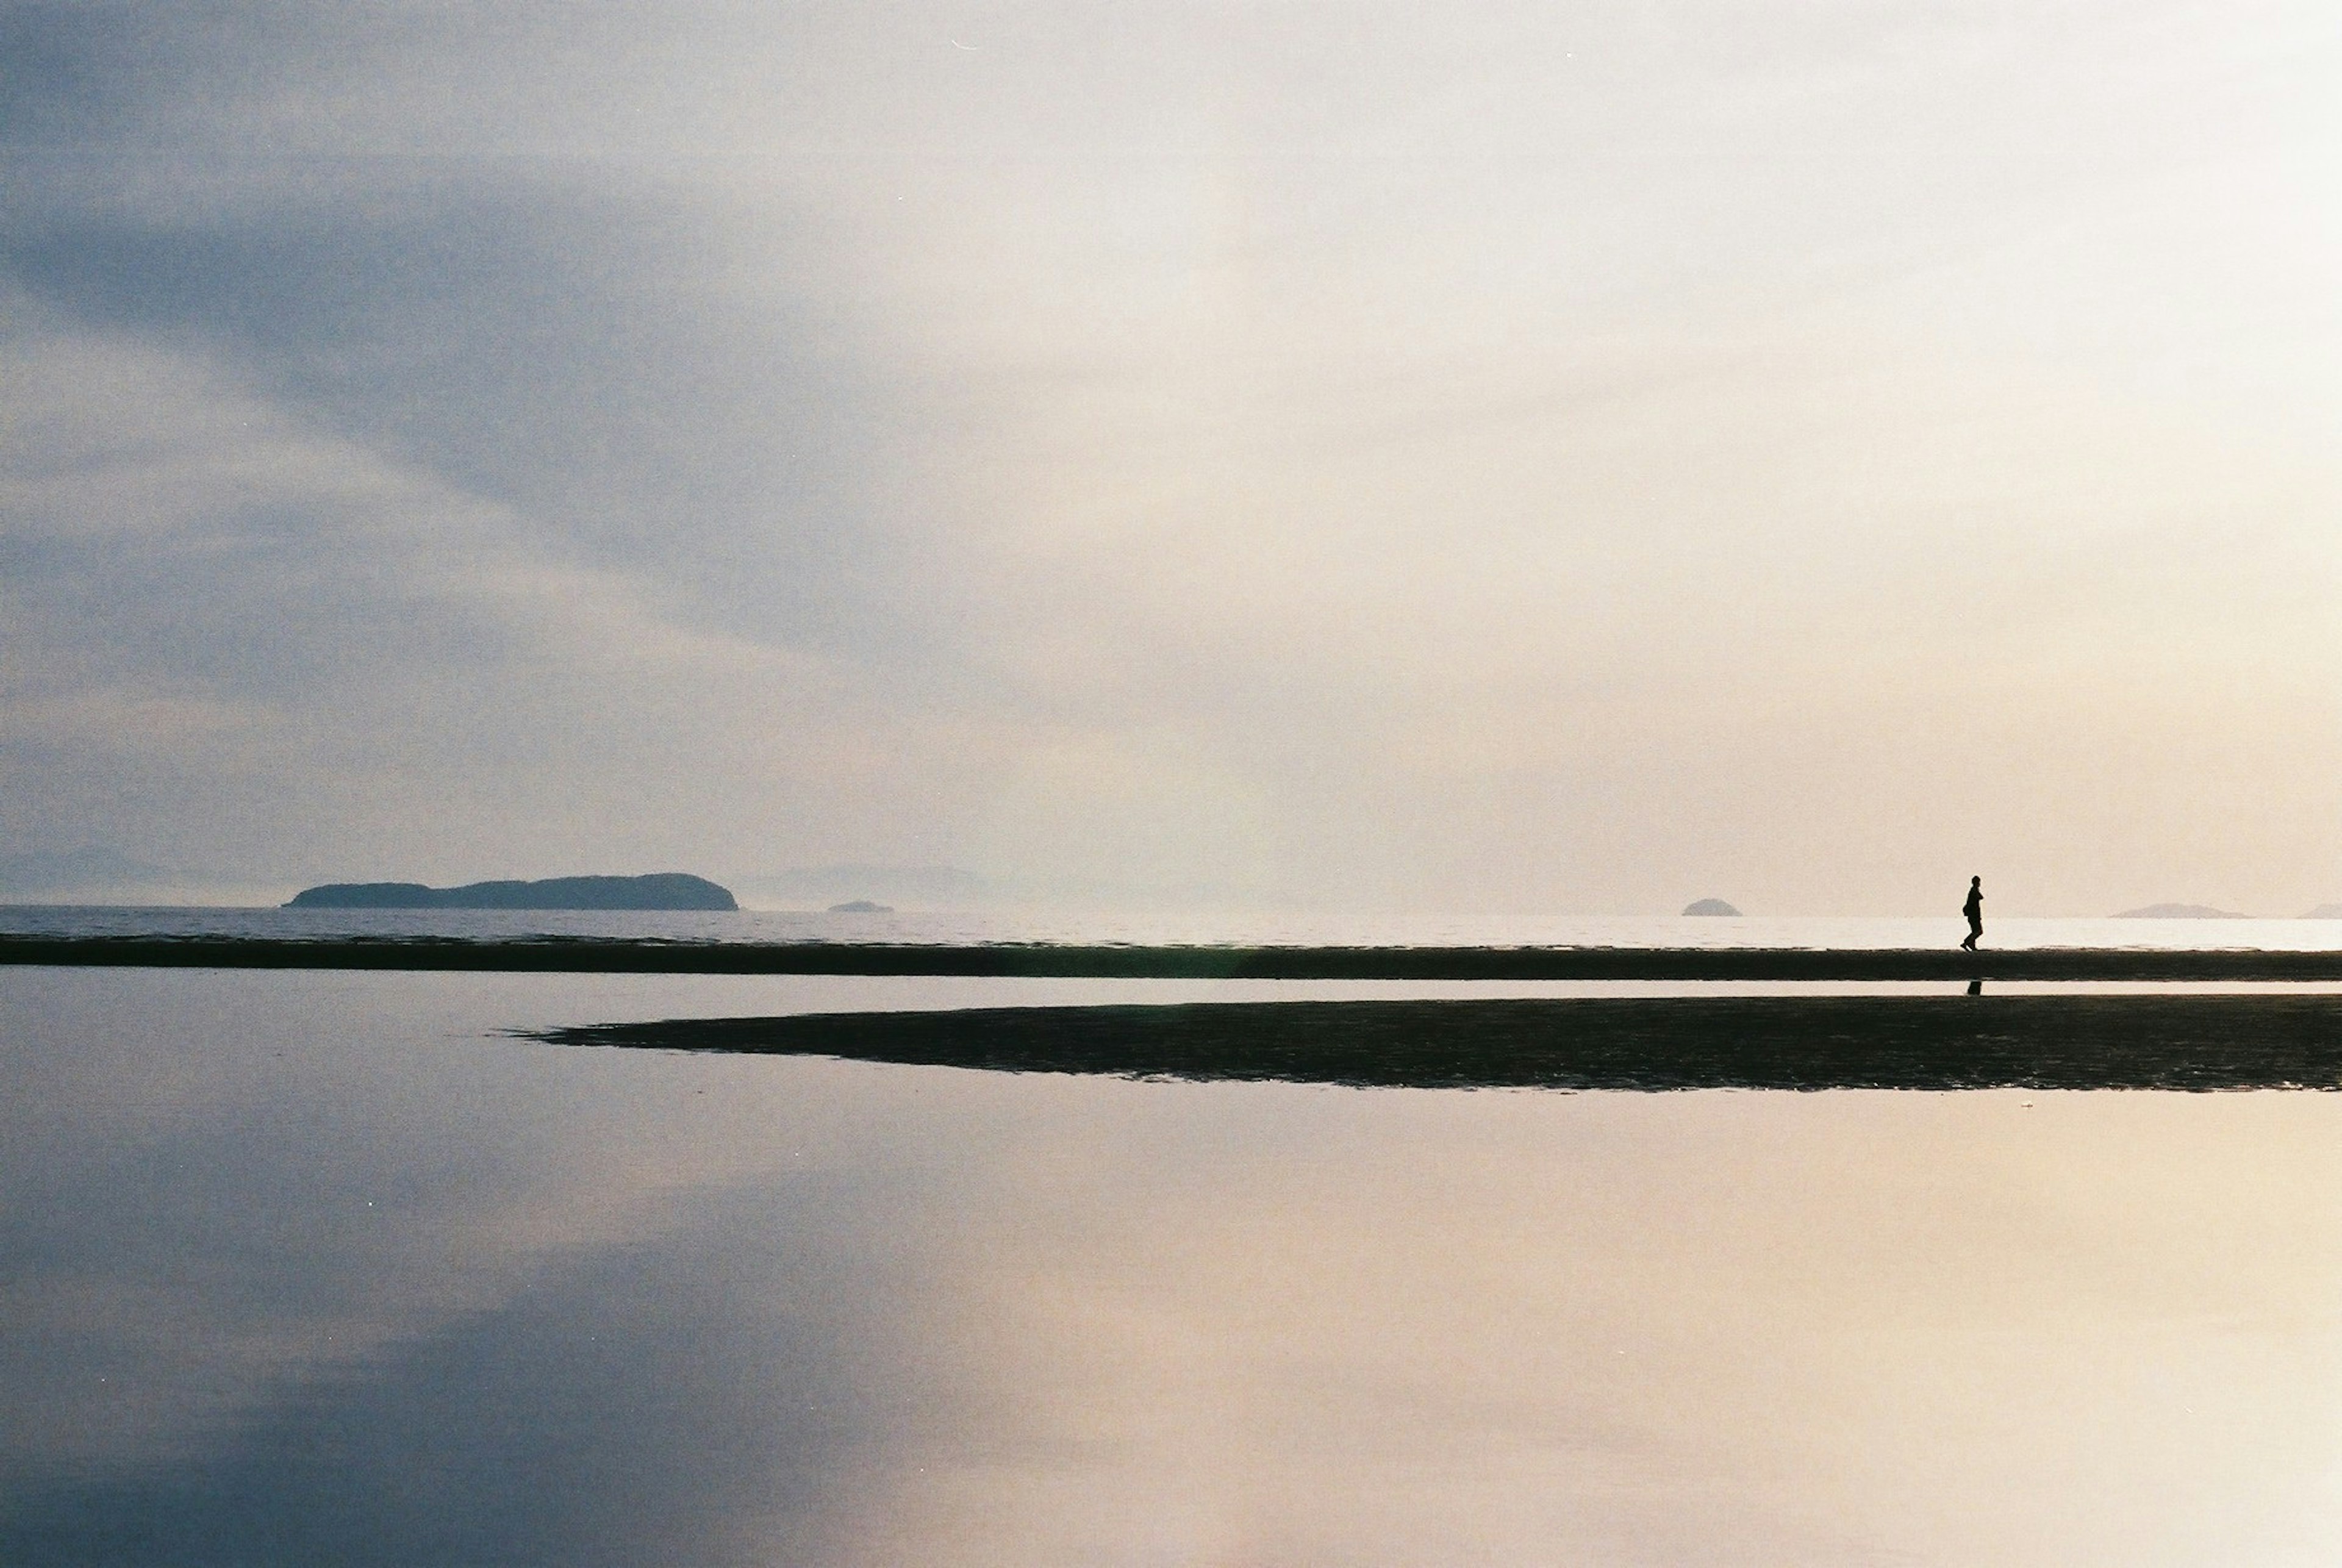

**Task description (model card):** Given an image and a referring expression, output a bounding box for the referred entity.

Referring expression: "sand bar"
[8,934,2342,981]
[534,994,2342,1090]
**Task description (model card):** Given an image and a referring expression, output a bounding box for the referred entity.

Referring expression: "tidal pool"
[5,968,2341,1566]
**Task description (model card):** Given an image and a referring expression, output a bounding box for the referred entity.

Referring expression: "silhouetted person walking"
[1961,876,1983,951]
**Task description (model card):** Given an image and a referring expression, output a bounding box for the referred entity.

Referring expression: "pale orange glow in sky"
[2,2,2336,913]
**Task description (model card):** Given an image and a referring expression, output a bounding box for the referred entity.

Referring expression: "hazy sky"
[3,1,2337,913]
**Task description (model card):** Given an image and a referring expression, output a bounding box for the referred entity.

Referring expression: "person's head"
[1971,875,1981,887]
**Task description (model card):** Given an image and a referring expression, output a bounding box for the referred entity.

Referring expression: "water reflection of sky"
[6,970,2342,1565]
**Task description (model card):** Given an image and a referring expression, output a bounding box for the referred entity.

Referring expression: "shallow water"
[8,904,2342,953]
[6,968,2342,1565]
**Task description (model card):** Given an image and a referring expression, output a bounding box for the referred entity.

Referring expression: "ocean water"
[6,903,2341,951]
[7,955,2342,1563]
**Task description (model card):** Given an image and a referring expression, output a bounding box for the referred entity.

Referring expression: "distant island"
[2113,903,2250,920]
[731,865,986,907]
[827,900,893,914]
[1681,898,1741,917]
[286,873,737,911]
[2305,904,2342,920]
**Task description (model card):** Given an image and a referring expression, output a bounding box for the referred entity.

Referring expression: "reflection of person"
[1960,876,1984,951]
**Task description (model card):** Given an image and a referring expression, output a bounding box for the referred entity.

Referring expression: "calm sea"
[5,915,2341,1563]
[7,903,2342,951]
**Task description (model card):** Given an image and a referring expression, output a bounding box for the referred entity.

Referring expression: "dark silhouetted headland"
[1681,898,1741,916]
[285,873,737,911]
[529,994,2342,1091]
[2115,903,2251,919]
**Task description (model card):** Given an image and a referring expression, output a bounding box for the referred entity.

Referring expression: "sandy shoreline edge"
[9,934,2342,981]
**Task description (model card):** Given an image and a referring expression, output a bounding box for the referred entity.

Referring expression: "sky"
[2,1,2337,915]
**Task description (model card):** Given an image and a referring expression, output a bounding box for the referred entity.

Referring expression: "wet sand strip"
[532,995,2342,1090]
[9,935,2342,982]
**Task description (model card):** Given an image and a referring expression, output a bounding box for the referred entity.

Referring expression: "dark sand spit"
[533,995,2342,1091]
[9,935,2342,981]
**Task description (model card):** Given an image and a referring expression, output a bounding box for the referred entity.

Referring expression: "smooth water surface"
[7,968,2342,1565]
[9,905,2342,952]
